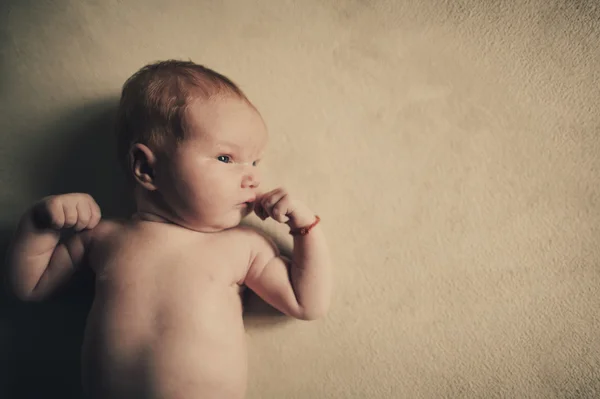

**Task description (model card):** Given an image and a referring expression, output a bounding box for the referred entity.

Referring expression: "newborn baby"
[7,60,332,399]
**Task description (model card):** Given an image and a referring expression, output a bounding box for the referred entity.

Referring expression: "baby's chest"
[94,227,253,293]
[161,236,250,286]
[96,245,248,319]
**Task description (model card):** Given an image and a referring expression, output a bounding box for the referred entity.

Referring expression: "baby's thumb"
[253,201,268,220]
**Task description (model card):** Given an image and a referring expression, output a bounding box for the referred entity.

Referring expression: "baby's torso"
[81,219,252,399]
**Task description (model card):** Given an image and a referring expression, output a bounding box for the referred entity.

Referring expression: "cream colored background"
[1,1,599,398]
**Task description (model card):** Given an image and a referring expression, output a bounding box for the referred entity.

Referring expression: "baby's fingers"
[62,202,79,229]
[38,197,65,230]
[260,189,285,216]
[254,189,277,220]
[73,201,92,231]
[271,198,290,223]
[86,200,102,229]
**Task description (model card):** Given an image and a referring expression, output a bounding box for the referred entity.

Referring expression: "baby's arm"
[6,193,101,301]
[244,189,332,320]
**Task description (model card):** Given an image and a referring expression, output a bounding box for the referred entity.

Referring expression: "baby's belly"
[82,286,247,399]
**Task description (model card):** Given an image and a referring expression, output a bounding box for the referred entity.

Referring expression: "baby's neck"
[132,211,174,224]
[132,188,178,225]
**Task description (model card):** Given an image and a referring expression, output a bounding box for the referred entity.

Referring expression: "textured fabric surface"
[1,1,599,398]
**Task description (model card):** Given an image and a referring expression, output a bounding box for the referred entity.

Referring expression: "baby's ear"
[130,143,158,191]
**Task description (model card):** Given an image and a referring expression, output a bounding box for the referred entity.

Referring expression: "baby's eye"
[217,155,231,163]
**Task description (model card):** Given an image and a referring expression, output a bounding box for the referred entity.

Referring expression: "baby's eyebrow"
[215,141,242,151]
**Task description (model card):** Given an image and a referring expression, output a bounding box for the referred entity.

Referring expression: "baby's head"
[116,60,268,232]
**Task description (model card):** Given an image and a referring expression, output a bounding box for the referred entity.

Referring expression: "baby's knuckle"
[78,212,91,223]
[83,194,96,205]
[273,205,284,217]
[279,195,290,205]
[45,196,61,211]
[74,194,87,204]
[92,202,102,216]
[64,208,77,223]
[76,199,88,212]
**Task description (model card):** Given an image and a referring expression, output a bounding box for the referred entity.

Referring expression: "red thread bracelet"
[290,215,321,236]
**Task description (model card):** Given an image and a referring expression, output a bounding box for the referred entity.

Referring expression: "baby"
[6,60,332,399]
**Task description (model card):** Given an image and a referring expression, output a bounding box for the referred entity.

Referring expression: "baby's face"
[158,96,268,232]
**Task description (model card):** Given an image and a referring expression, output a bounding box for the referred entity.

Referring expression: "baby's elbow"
[8,277,46,302]
[12,285,44,302]
[11,286,35,302]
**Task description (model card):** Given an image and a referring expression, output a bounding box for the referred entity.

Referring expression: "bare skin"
[6,97,332,399]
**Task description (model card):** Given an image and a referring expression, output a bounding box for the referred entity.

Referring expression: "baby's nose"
[241,168,260,189]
